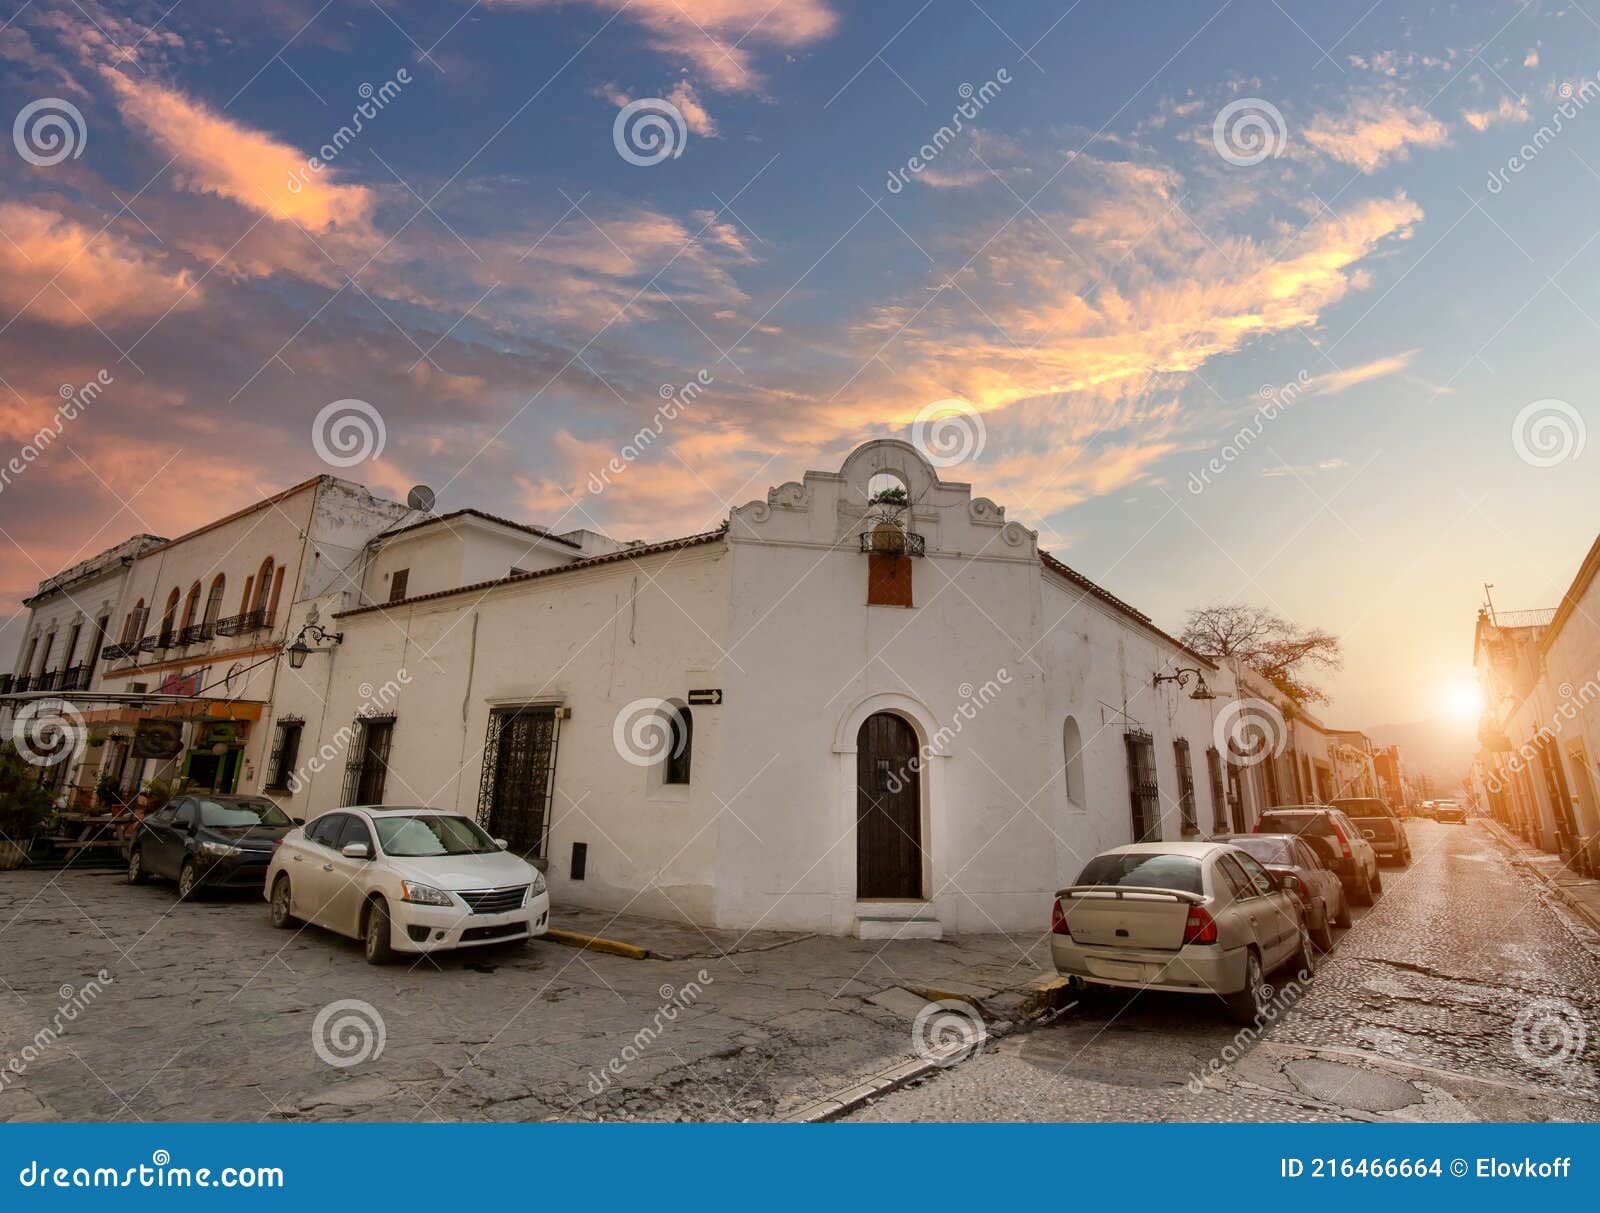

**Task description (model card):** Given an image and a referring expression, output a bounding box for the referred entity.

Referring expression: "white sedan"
[265,806,550,964]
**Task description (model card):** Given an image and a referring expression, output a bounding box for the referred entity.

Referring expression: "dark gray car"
[1229,832,1349,950]
[128,794,294,899]
[1331,797,1412,866]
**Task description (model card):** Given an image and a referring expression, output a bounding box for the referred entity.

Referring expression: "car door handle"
[322,863,334,872]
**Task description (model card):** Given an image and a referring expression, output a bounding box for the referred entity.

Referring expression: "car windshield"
[375,814,499,857]
[1230,836,1293,865]
[1074,853,1204,895]
[199,798,292,828]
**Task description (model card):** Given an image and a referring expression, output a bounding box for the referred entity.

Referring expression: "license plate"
[1089,959,1143,981]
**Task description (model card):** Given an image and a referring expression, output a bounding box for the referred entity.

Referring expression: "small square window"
[388,569,410,603]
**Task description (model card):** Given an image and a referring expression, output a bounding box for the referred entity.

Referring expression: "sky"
[0,0,1595,730]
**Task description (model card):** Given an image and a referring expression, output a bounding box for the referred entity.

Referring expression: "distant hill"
[1364,715,1477,786]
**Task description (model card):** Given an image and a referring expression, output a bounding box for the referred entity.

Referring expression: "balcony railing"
[0,674,13,695]
[32,670,61,692]
[177,622,213,646]
[214,609,273,637]
[156,628,177,649]
[101,641,138,662]
[859,529,926,556]
[59,664,90,692]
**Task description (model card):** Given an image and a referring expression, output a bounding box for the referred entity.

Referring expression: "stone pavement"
[1481,819,1600,944]
[0,869,1057,1123]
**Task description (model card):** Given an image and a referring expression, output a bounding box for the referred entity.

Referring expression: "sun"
[1445,680,1485,721]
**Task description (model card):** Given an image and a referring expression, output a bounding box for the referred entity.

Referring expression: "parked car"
[127,794,295,899]
[1433,800,1467,824]
[1228,833,1349,950]
[1255,805,1382,906]
[265,806,550,964]
[1415,800,1438,820]
[1050,841,1315,1024]
[1330,797,1411,866]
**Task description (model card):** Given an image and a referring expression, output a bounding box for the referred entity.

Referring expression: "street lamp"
[1152,666,1217,700]
[286,623,343,669]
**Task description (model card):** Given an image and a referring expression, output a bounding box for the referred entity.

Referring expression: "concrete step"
[853,900,943,940]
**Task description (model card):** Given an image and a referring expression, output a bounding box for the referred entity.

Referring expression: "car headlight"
[399,880,454,907]
[199,840,242,858]
[528,869,547,898]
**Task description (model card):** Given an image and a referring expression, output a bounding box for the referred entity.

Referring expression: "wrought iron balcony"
[59,664,90,691]
[32,670,61,692]
[215,609,273,637]
[177,623,213,646]
[859,529,926,557]
[0,674,14,695]
[156,628,177,649]
[101,641,138,662]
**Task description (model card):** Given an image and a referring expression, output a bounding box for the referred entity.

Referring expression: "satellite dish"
[406,484,437,514]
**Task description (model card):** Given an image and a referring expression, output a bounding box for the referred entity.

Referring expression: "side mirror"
[494,838,509,851]
[1280,873,1301,892]
[341,842,370,860]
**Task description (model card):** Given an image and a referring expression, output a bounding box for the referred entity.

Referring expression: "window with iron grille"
[1173,738,1197,833]
[340,716,395,806]
[388,568,410,603]
[476,706,560,860]
[267,721,303,791]
[1124,730,1160,842]
[1206,746,1228,832]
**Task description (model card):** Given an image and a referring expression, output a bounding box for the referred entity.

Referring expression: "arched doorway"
[856,712,923,898]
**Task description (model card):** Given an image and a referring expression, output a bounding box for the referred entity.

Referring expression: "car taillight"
[1050,899,1071,936]
[1182,906,1218,945]
[1330,823,1353,858]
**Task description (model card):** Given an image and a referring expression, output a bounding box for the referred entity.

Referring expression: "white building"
[63,477,412,802]
[259,440,1246,937]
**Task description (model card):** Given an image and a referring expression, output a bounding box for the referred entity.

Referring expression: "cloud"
[1524,49,1539,69]
[1261,457,1348,478]
[1462,95,1530,131]
[0,202,198,327]
[667,80,718,136]
[490,0,839,92]
[1304,349,1419,396]
[1303,95,1450,172]
[102,69,375,232]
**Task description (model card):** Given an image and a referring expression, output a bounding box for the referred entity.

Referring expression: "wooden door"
[856,713,923,898]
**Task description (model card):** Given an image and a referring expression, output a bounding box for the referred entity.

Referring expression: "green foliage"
[0,743,58,840]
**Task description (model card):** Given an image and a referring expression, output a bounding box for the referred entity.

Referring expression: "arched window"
[203,575,226,629]
[123,599,146,644]
[1062,716,1086,812]
[253,558,276,614]
[159,588,181,643]
[665,706,693,785]
[180,582,202,632]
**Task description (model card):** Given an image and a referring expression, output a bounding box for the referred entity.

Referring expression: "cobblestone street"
[2,820,1595,1123]
[848,821,1600,1121]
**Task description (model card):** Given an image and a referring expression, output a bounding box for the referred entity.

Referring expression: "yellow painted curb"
[543,928,650,960]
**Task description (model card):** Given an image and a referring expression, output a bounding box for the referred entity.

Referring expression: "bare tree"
[1179,603,1343,705]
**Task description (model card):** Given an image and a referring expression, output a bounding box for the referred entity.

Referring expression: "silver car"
[1051,841,1315,1023]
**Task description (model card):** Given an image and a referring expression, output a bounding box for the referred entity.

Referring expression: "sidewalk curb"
[543,928,650,960]
[1483,821,1600,943]
[782,1046,986,1122]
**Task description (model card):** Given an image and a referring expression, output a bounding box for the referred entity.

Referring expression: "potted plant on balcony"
[0,742,57,869]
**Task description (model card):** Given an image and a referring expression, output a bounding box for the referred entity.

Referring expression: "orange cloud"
[102,69,375,232]
[491,0,838,92]
[1303,96,1449,172]
[0,201,197,327]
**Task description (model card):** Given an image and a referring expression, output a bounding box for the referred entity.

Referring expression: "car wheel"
[1333,889,1352,928]
[1312,904,1335,952]
[1293,926,1317,979]
[269,874,298,929]
[176,859,202,901]
[126,846,148,885]
[1370,867,1384,896]
[1226,950,1266,1024]
[1352,870,1374,907]
[363,897,396,965]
